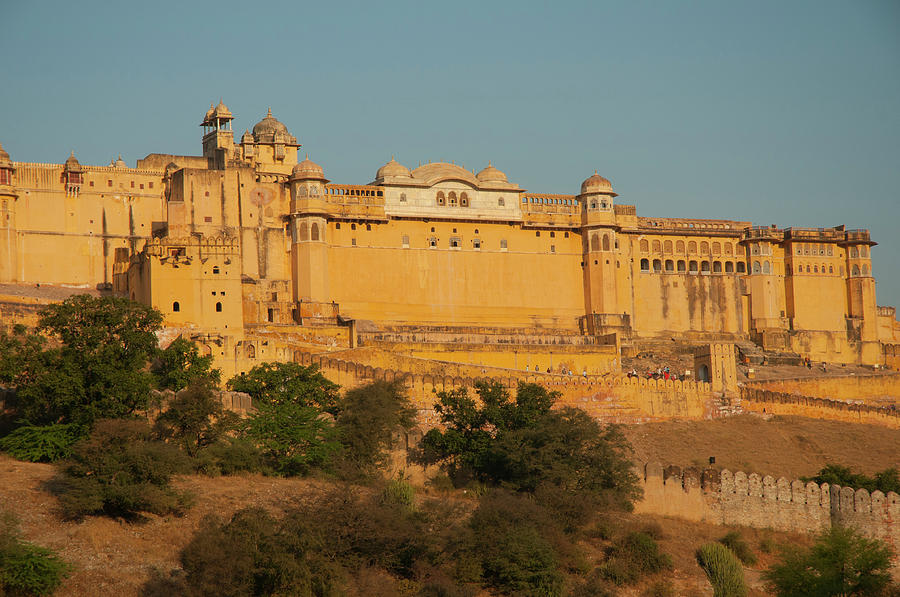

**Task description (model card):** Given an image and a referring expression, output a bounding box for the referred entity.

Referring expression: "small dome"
[241,129,253,144]
[114,154,126,169]
[291,155,325,180]
[580,171,615,195]
[0,142,12,168]
[376,156,411,180]
[202,103,214,124]
[213,100,232,120]
[476,162,507,184]
[252,108,290,138]
[64,151,82,172]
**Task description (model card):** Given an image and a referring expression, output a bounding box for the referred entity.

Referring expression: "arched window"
[676,240,685,253]
[813,265,818,273]
[436,192,445,206]
[829,266,833,274]
[806,265,811,273]
[591,201,597,209]
[591,234,600,251]
[751,244,759,256]
[664,240,673,254]
[736,262,746,273]
[725,261,734,273]
[652,239,661,252]
[665,259,674,272]
[860,246,868,257]
[247,344,256,359]
[763,261,771,274]
[299,222,308,241]
[797,265,803,273]
[724,243,733,256]
[653,259,662,272]
[215,302,222,312]
[640,258,650,272]
[689,260,699,273]
[351,223,357,230]
[640,239,649,253]
[311,223,319,241]
[700,241,709,254]
[862,264,869,276]
[460,192,469,207]
[498,197,505,206]
[753,261,761,274]
[713,261,722,273]
[852,264,860,276]
[448,191,457,206]
[850,247,858,258]
[172,301,180,312]
[688,241,697,254]
[212,266,220,274]
[429,237,437,248]
[712,242,721,255]
[677,260,686,272]
[701,260,710,273]
[602,234,611,251]
[401,235,410,248]
[399,192,407,202]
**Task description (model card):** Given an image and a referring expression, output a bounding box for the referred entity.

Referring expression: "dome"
[241,129,253,144]
[64,151,82,172]
[375,156,411,180]
[0,142,11,168]
[476,161,507,184]
[202,103,214,124]
[291,155,325,180]
[212,100,232,120]
[114,154,126,169]
[580,171,616,196]
[410,162,479,187]
[252,108,290,139]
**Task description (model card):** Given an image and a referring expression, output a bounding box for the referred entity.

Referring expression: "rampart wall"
[294,349,716,426]
[753,373,900,405]
[636,462,900,549]
[741,387,900,428]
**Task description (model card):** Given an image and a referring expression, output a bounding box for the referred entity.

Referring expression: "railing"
[877,306,896,318]
[614,204,636,215]
[742,226,783,240]
[325,183,384,199]
[520,194,579,215]
[845,229,871,243]
[638,217,747,232]
[784,227,844,241]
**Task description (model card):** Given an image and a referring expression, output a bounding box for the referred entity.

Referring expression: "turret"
[63,151,83,197]
[201,100,235,169]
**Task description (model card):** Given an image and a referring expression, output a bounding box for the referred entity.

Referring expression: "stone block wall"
[741,387,900,428]
[753,373,900,404]
[636,462,900,548]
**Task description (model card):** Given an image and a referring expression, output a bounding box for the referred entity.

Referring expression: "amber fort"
[1,101,900,409]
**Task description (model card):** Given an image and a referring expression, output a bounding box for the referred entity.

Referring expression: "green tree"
[58,419,193,519]
[1,295,163,427]
[243,403,338,476]
[0,509,71,597]
[333,380,416,478]
[153,337,221,391]
[154,382,240,457]
[227,362,339,413]
[765,525,895,596]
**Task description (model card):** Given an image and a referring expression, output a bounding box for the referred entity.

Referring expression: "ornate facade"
[1,103,898,376]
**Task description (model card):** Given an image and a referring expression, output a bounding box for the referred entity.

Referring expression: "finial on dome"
[267,107,272,117]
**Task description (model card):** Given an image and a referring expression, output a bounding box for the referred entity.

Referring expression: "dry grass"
[623,413,900,479]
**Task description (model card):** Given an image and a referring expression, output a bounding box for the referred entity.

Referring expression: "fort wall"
[752,373,900,404]
[740,387,900,428]
[636,462,900,549]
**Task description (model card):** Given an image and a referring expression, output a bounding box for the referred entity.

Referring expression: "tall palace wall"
[636,462,900,549]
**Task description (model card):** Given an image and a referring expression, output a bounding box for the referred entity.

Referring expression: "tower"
[740,226,788,349]
[579,172,622,334]
[0,143,17,282]
[843,229,880,362]
[289,157,330,306]
[201,100,234,169]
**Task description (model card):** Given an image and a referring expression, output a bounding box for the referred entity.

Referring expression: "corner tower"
[289,157,330,306]
[201,100,234,169]
[0,143,18,282]
[579,172,622,334]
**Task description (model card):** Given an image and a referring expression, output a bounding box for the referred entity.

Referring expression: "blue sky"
[2,0,899,306]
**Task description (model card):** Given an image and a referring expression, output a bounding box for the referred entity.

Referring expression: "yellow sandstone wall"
[741,386,900,428]
[753,374,900,404]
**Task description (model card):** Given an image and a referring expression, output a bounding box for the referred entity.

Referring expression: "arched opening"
[676,240,685,253]
[652,240,661,252]
[698,364,710,382]
[700,241,709,254]
[852,264,860,276]
[806,265,811,273]
[653,259,662,272]
[212,266,220,274]
[814,265,818,273]
[724,243,733,256]
[753,261,761,274]
[602,234,611,251]
[436,192,445,206]
[713,261,722,273]
[736,262,746,273]
[591,234,600,251]
[299,222,308,241]
[664,240,673,254]
[850,247,858,258]
[665,259,674,272]
[640,258,650,272]
[215,302,222,312]
[688,241,697,254]
[701,260,710,273]
[640,239,649,253]
[448,191,457,206]
[829,266,833,274]
[862,264,869,276]
[689,260,698,273]
[763,261,771,274]
[172,301,180,312]
[712,242,721,255]
[460,192,469,207]
[247,344,256,359]
[311,223,319,241]
[724,261,734,273]
[677,260,686,272]
[861,246,868,257]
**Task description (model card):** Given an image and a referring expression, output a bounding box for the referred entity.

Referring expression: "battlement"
[637,217,748,234]
[741,386,900,428]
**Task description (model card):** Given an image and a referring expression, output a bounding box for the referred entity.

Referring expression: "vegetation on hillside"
[0,509,70,596]
[803,463,900,495]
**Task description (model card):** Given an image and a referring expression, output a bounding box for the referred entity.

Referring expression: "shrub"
[154,382,240,457]
[196,438,263,476]
[718,531,757,566]
[379,478,415,512]
[58,419,193,519]
[0,423,85,462]
[600,532,672,586]
[697,542,747,597]
[0,510,71,596]
[758,537,777,554]
[152,337,220,391]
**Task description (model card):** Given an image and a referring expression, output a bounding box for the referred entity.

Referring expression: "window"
[652,240,661,252]
[713,261,722,273]
[172,301,180,312]
[861,246,868,258]
[498,197,505,206]
[564,232,569,238]
[535,231,540,237]
[688,241,697,254]
[850,247,858,258]
[366,224,371,231]
[827,246,833,256]
[829,266,833,274]
[806,265,811,273]
[652,259,661,272]
[267,308,274,322]
[212,266,220,274]
[689,260,698,273]
[500,239,508,250]
[724,243,733,256]
[700,241,709,254]
[701,260,710,273]
[351,223,357,230]
[664,240,673,254]
[814,265,818,273]
[640,239,649,253]
[473,238,481,249]
[429,237,437,248]
[862,264,869,275]
[640,258,650,271]
[763,261,771,274]
[402,235,410,248]
[335,223,341,230]
[753,261,761,274]
[736,262,746,273]
[107,179,112,187]
[852,264,860,276]
[460,192,469,207]
[215,302,222,312]
[299,222,308,241]
[149,182,154,189]
[725,261,734,273]
[677,260,686,272]
[550,245,556,253]
[676,240,685,253]
[351,238,357,246]
[450,237,460,248]
[311,223,319,241]
[665,259,674,272]
[550,231,555,238]
[400,193,407,203]
[448,191,457,206]
[712,242,721,255]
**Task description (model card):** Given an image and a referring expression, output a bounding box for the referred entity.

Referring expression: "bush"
[804,464,900,495]
[58,419,193,519]
[718,531,757,566]
[697,542,747,597]
[600,532,672,586]
[380,478,415,512]
[152,337,220,391]
[0,423,85,462]
[0,510,71,596]
[196,438,263,476]
[765,525,895,596]
[154,382,240,457]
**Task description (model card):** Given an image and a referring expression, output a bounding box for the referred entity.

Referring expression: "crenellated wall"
[636,462,900,547]
[741,386,900,428]
[752,373,900,404]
